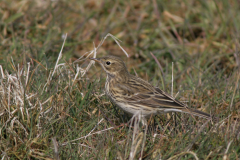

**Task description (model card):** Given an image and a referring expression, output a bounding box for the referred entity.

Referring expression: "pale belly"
[105,77,158,117]
[114,101,159,117]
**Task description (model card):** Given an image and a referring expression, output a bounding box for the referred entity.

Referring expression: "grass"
[0,0,240,159]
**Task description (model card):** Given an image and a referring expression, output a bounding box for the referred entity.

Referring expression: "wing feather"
[110,75,211,119]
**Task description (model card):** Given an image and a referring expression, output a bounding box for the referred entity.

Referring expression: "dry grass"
[0,0,240,159]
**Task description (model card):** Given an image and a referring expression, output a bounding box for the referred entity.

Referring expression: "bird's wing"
[115,79,211,118]
[114,76,188,111]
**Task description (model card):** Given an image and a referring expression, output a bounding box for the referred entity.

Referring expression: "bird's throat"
[107,71,129,83]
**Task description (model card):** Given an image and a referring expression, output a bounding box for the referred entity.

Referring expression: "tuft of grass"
[0,0,240,159]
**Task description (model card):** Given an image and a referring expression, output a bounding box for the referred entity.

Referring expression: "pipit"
[90,55,212,122]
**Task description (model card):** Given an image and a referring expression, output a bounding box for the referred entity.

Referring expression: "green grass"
[0,0,240,159]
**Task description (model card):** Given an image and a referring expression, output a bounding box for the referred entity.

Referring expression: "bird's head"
[90,55,129,77]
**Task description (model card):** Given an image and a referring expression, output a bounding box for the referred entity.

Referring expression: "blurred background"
[1,0,239,73]
[1,0,240,92]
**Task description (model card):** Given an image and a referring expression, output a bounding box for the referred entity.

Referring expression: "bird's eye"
[106,61,111,65]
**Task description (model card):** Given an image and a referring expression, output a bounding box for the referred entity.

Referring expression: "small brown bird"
[90,55,212,121]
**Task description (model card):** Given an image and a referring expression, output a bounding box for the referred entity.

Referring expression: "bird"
[90,55,212,122]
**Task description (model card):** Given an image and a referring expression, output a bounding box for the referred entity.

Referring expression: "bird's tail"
[181,108,212,120]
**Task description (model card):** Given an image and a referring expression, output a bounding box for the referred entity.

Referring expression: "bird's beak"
[89,57,100,63]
